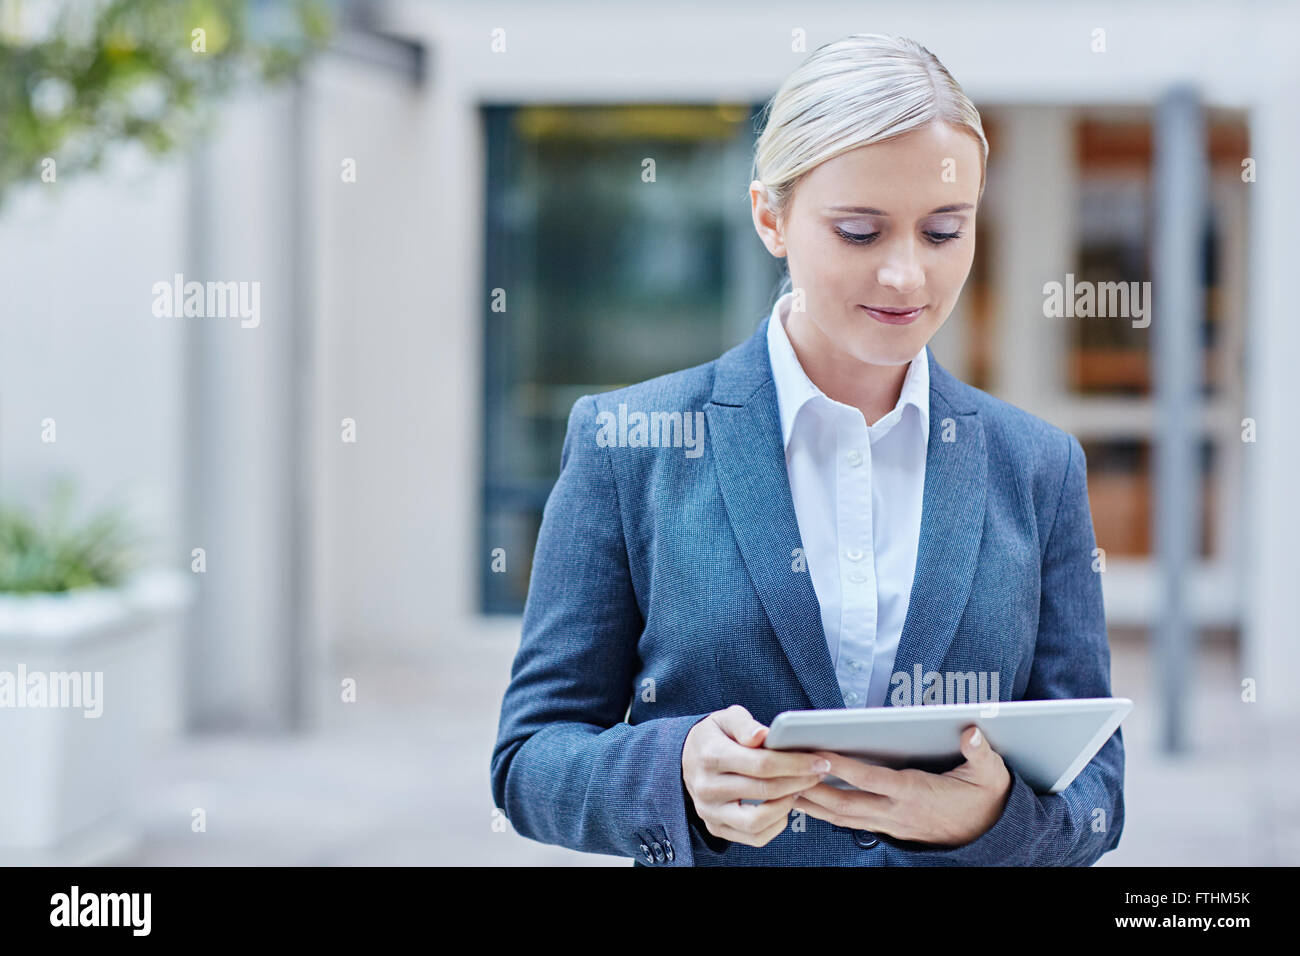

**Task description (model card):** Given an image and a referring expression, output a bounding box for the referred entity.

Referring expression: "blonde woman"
[492,33,1124,866]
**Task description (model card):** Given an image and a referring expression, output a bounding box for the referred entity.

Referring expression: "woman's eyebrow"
[825,203,974,215]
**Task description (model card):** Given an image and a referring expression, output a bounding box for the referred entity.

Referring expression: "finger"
[961,725,988,761]
[813,750,901,796]
[792,797,844,828]
[705,808,792,848]
[752,809,794,846]
[712,792,799,836]
[957,725,1003,778]
[722,742,833,780]
[712,704,767,747]
[796,781,891,817]
[705,771,826,803]
[793,795,890,833]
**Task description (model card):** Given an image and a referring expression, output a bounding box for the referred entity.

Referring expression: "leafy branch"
[0,0,333,202]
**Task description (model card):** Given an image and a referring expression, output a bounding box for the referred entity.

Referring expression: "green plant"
[0,477,143,593]
[0,0,333,203]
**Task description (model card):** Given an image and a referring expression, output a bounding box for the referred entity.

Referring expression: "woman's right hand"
[681,704,832,847]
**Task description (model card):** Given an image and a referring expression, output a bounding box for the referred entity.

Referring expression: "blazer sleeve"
[885,432,1126,866]
[490,394,711,865]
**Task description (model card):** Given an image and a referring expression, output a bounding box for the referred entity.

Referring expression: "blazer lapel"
[707,334,844,712]
[707,316,987,713]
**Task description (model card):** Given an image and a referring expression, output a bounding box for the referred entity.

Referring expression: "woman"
[491,33,1124,866]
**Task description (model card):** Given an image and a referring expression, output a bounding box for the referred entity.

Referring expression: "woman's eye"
[835,226,964,246]
[834,227,878,245]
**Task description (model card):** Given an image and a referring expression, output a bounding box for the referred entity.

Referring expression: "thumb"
[960,725,989,763]
[714,704,768,747]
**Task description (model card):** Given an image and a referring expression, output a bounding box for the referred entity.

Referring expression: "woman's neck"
[784,309,911,426]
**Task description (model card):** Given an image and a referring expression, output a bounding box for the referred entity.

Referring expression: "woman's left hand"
[791,726,1013,846]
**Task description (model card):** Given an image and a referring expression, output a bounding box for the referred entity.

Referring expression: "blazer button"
[853,829,879,849]
[652,841,666,863]
[640,843,655,864]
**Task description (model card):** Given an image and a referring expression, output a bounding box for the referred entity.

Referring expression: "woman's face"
[751,121,982,368]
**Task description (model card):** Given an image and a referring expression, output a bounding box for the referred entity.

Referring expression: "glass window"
[481,104,779,612]
[1081,437,1218,558]
[1068,115,1245,397]
[1066,113,1247,566]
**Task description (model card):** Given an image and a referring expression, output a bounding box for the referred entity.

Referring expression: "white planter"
[0,568,194,865]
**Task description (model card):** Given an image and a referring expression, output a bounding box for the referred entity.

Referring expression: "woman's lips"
[861,305,926,325]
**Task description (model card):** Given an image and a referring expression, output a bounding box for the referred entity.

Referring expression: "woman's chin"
[843,338,925,367]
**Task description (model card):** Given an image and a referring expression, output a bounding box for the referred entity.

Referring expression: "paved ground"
[113,632,1298,866]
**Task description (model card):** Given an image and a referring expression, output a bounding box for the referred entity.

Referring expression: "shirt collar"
[765,291,930,450]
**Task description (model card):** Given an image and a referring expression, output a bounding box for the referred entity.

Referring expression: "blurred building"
[1,0,1297,864]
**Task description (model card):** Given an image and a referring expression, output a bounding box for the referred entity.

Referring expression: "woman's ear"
[749,180,787,258]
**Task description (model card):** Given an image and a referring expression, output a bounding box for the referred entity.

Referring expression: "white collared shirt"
[765,292,929,708]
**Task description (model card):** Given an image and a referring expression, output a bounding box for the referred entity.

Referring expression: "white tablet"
[763,697,1132,794]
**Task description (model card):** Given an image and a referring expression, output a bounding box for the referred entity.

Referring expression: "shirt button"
[844,691,860,705]
[845,450,863,467]
[845,548,864,561]
[849,658,865,672]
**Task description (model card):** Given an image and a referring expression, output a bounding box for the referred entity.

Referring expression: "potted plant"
[0,477,193,864]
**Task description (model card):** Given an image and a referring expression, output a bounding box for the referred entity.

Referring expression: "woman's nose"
[876,242,926,294]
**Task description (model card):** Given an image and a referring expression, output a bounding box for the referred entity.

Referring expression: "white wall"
[309,54,443,661]
[0,151,187,570]
[184,87,301,729]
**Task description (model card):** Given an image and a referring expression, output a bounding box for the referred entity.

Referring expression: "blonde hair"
[752,33,988,236]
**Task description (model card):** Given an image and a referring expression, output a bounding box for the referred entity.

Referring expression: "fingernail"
[750,724,765,738]
[971,728,983,748]
[815,759,831,773]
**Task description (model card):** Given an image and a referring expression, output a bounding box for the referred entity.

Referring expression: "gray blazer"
[491,313,1125,866]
